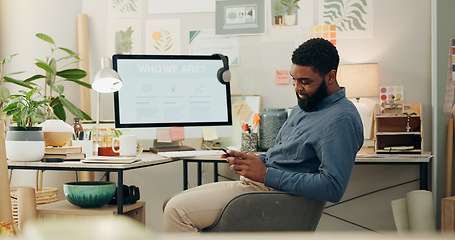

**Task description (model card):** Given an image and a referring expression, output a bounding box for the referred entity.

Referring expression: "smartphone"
[220,146,232,156]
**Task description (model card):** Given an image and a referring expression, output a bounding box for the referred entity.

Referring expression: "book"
[42,152,85,161]
[45,146,82,154]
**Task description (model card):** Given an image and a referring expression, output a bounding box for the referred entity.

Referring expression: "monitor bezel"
[112,54,233,129]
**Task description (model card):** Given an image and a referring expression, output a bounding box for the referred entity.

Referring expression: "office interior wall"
[0,0,436,233]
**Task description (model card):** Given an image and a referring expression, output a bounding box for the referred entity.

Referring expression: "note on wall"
[276,70,290,84]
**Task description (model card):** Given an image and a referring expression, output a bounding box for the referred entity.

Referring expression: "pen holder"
[241,132,258,152]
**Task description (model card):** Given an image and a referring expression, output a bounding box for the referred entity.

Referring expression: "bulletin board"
[228,94,262,147]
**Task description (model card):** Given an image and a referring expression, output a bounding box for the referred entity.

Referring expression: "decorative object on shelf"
[337,63,379,139]
[280,0,300,26]
[39,119,73,147]
[258,108,287,151]
[63,181,116,208]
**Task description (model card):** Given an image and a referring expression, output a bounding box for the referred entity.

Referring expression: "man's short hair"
[291,38,339,76]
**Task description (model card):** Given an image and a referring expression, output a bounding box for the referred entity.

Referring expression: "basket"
[10,186,58,223]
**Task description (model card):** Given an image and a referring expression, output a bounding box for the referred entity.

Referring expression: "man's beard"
[297,80,328,111]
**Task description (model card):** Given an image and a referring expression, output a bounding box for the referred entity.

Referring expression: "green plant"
[0,54,21,112]
[273,0,286,16]
[280,0,300,15]
[2,33,92,122]
[3,87,50,128]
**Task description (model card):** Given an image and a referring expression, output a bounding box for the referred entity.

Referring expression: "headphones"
[213,54,231,84]
[109,185,140,205]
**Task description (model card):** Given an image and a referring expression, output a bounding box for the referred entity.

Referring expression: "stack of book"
[43,146,85,161]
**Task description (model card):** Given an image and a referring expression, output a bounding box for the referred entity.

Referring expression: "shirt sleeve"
[264,115,363,203]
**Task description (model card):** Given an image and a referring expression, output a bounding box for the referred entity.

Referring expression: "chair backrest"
[202,191,326,232]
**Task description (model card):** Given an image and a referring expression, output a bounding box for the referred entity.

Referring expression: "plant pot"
[5,126,45,162]
[284,14,296,26]
[39,119,73,147]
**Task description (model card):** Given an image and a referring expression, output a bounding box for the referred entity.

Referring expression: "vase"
[258,108,287,151]
[5,126,45,161]
[284,14,296,26]
[39,119,74,147]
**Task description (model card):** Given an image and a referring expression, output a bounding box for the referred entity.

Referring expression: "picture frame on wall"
[215,0,266,35]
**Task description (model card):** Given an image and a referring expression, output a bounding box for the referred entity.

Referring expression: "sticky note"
[276,70,290,85]
[171,127,185,141]
[202,126,218,141]
[156,128,172,143]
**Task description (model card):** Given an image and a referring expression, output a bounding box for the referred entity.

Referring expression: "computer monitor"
[112,54,233,150]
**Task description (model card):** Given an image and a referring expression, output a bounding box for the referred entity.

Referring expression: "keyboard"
[158,150,224,158]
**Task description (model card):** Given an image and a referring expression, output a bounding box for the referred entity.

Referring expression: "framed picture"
[215,0,266,35]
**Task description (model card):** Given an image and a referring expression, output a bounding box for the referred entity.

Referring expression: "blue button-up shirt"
[260,88,364,203]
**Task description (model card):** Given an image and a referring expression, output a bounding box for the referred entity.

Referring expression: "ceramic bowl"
[63,181,116,208]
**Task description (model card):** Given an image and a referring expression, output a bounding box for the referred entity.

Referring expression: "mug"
[111,135,143,157]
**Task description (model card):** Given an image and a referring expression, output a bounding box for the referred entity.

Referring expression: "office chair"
[202,191,326,232]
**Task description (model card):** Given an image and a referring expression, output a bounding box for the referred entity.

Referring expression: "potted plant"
[1,33,91,122]
[280,0,300,26]
[272,0,286,27]
[2,87,50,161]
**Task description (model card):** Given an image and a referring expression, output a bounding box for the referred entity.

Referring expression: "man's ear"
[327,69,337,83]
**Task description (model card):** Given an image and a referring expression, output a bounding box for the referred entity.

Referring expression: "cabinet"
[36,200,145,225]
[374,103,423,154]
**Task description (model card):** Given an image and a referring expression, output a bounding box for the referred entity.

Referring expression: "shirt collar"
[313,87,346,111]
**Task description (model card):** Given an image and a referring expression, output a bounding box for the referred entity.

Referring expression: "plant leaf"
[58,96,92,120]
[0,86,10,101]
[58,47,80,59]
[24,74,46,82]
[57,69,87,80]
[36,33,55,45]
[63,78,92,88]
[3,77,34,89]
[35,62,55,74]
[50,97,66,121]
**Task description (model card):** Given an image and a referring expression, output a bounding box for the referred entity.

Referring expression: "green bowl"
[63,181,116,208]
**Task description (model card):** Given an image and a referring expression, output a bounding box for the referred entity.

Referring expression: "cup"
[241,132,258,152]
[111,135,143,157]
[72,140,94,157]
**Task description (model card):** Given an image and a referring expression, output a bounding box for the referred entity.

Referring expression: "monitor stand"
[149,140,195,153]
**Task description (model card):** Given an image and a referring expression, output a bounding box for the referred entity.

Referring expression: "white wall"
[1,0,434,233]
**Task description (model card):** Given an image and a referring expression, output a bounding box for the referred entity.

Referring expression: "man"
[163,38,364,232]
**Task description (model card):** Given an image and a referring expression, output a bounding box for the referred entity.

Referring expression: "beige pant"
[163,176,274,232]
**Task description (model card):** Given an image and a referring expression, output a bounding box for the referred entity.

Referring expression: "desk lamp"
[92,57,123,154]
[337,63,379,139]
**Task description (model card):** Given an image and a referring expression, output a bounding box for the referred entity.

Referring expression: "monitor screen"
[112,54,232,140]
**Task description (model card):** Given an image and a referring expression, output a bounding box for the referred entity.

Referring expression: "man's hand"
[221,149,267,183]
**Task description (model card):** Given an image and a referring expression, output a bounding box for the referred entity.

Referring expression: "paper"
[202,127,218,141]
[82,156,139,164]
[188,29,240,66]
[156,128,172,143]
[171,127,185,141]
[391,198,410,233]
[406,190,436,232]
[232,101,253,122]
[276,70,290,84]
[148,0,215,14]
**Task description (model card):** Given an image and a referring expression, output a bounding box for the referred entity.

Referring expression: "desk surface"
[7,152,178,171]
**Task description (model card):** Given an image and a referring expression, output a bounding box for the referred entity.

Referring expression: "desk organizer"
[374,103,423,154]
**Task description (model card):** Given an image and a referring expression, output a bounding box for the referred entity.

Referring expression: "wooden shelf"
[36,200,145,225]
[374,103,423,154]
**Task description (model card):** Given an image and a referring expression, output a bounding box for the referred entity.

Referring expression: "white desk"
[7,152,177,215]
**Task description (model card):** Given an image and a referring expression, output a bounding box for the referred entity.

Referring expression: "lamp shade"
[92,58,123,93]
[337,63,379,98]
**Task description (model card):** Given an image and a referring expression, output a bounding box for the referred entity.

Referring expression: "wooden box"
[442,196,455,231]
[36,200,145,225]
[374,103,423,154]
